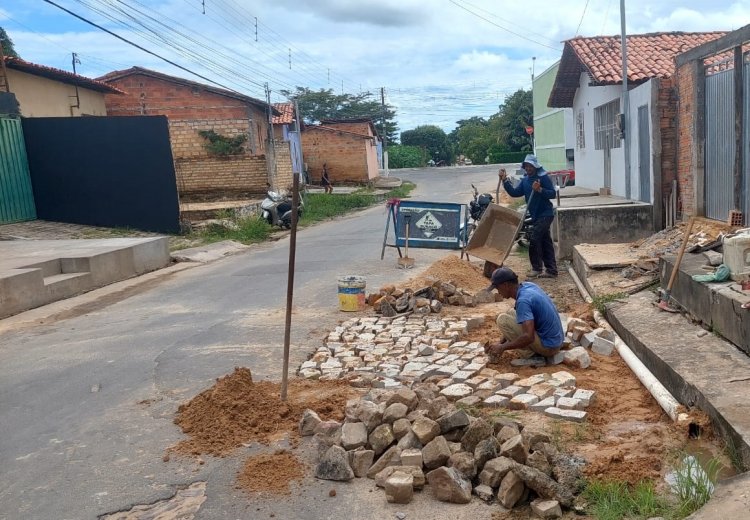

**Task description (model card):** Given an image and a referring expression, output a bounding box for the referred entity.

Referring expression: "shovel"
[657,217,695,312]
[398,215,415,269]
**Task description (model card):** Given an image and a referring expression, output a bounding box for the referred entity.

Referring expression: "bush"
[197,130,247,156]
[489,151,526,164]
[387,145,426,168]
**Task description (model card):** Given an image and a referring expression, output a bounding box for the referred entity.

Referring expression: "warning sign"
[395,201,465,250]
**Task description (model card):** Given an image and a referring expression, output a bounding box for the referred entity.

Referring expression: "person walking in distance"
[499,154,558,278]
[321,162,333,194]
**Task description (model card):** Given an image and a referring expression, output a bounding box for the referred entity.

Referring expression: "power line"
[575,0,591,36]
[447,0,561,51]
[42,0,246,94]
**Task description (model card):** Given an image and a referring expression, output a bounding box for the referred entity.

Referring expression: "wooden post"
[280,172,299,401]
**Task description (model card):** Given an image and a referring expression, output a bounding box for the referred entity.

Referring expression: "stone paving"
[298,314,597,423]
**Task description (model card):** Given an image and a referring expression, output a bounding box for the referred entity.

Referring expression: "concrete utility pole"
[620,0,632,199]
[381,87,389,177]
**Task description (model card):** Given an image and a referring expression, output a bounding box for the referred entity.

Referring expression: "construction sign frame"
[381,200,469,259]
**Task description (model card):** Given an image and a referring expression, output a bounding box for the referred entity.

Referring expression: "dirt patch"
[403,253,489,292]
[171,367,357,457]
[236,450,306,495]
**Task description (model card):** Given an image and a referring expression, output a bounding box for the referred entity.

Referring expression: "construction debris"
[369,280,497,317]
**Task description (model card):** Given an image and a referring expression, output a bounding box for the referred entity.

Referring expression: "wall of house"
[301,129,370,183]
[7,69,107,117]
[273,140,294,190]
[103,73,268,153]
[676,61,699,217]
[626,80,655,203]
[169,118,270,199]
[573,72,626,195]
[365,137,380,180]
[533,62,575,171]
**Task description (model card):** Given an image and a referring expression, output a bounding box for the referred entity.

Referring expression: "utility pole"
[254,17,258,42]
[288,48,291,69]
[531,56,536,82]
[265,83,277,190]
[381,87,389,177]
[620,0,632,199]
[70,52,81,112]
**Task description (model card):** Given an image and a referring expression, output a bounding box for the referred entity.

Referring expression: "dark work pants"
[529,216,557,275]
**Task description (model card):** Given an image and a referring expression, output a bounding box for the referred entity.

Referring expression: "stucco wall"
[572,72,625,195]
[627,80,655,203]
[7,69,108,117]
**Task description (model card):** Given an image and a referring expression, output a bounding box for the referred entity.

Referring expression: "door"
[637,105,651,203]
[704,69,734,221]
[0,117,36,223]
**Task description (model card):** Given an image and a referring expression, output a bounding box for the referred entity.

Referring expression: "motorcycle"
[260,188,304,229]
[466,183,494,236]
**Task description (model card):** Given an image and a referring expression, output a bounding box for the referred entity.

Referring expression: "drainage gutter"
[567,267,686,423]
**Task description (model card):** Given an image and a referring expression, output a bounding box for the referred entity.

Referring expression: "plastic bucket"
[338,275,366,312]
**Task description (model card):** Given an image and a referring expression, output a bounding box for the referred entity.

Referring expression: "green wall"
[533,61,570,171]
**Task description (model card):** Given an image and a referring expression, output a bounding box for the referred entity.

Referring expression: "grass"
[591,292,628,314]
[187,181,416,246]
[545,420,567,451]
[724,437,747,473]
[583,480,673,520]
[671,455,722,517]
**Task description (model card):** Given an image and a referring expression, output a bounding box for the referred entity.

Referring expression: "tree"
[0,27,20,59]
[281,87,399,143]
[401,125,453,164]
[494,89,533,152]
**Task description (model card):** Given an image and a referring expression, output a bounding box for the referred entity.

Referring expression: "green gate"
[0,117,36,223]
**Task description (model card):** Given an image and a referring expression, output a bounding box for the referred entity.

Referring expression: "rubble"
[309,384,586,512]
[368,281,497,318]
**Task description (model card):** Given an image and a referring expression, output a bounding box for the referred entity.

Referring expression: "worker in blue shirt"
[499,154,558,278]
[483,267,564,363]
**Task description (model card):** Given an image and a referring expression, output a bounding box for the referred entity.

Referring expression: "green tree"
[401,125,453,164]
[0,27,20,58]
[494,89,533,152]
[281,86,399,143]
[388,145,426,168]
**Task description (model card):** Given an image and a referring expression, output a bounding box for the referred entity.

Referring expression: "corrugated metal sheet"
[705,69,735,222]
[0,117,36,223]
[744,61,750,224]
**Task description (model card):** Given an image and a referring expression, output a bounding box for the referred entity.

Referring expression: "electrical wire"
[447,0,562,51]
[575,0,591,36]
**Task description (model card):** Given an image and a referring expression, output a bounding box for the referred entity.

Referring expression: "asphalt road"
[0,164,508,520]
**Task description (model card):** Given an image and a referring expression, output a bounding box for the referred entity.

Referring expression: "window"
[594,99,621,150]
[576,109,585,149]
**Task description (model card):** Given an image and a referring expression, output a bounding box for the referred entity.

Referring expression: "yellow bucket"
[338,275,366,312]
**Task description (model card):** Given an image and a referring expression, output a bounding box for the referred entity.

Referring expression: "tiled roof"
[272,102,295,124]
[4,57,125,94]
[97,66,276,112]
[549,31,726,107]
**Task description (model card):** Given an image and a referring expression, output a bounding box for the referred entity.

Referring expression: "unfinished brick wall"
[173,155,268,199]
[302,129,370,184]
[273,140,294,190]
[676,61,697,217]
[169,118,270,199]
[103,73,269,153]
[657,77,678,203]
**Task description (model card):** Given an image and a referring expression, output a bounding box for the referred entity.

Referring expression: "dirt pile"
[236,450,306,495]
[630,218,731,258]
[409,254,489,292]
[172,367,355,456]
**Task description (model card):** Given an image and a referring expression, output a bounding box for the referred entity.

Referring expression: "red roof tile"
[4,57,125,94]
[272,102,295,125]
[549,31,726,107]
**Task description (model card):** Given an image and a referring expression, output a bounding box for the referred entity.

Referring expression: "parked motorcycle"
[260,188,304,229]
[467,183,494,235]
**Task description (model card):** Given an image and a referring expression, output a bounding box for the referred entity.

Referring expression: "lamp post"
[620,0,632,199]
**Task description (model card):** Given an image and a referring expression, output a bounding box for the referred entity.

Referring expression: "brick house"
[674,25,750,225]
[98,66,292,200]
[301,118,380,185]
[2,57,122,117]
[549,32,724,228]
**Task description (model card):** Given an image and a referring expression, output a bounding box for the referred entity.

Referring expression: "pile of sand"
[236,450,305,495]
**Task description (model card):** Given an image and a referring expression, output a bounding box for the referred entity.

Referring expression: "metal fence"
[0,117,36,223]
[704,69,735,222]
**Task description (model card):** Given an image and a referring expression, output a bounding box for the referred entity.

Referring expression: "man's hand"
[484,341,507,357]
[532,179,541,192]
[498,168,507,182]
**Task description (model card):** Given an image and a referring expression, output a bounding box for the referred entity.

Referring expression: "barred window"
[594,99,621,150]
[576,109,585,149]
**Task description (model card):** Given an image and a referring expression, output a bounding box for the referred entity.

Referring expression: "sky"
[2,0,750,135]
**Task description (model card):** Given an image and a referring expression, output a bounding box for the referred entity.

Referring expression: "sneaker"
[538,272,558,278]
[526,270,542,278]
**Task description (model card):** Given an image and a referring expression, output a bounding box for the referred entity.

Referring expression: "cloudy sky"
[2,0,750,135]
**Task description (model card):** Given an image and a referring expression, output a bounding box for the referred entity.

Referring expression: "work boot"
[538,272,557,278]
[526,270,542,278]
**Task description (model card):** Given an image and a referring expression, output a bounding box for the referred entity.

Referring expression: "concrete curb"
[171,240,249,263]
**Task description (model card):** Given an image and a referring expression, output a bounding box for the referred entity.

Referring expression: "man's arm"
[535,175,557,199]
[485,320,536,356]
[502,178,525,198]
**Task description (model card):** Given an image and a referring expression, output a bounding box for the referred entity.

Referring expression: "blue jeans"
[529,216,557,275]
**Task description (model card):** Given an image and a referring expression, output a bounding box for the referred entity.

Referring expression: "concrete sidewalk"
[0,237,170,318]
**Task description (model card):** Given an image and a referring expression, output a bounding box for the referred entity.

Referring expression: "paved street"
[0,165,506,519]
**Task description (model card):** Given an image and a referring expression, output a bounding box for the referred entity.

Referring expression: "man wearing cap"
[483,267,564,363]
[498,154,558,278]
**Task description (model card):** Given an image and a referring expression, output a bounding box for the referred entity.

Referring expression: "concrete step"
[606,290,750,470]
[43,272,92,300]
